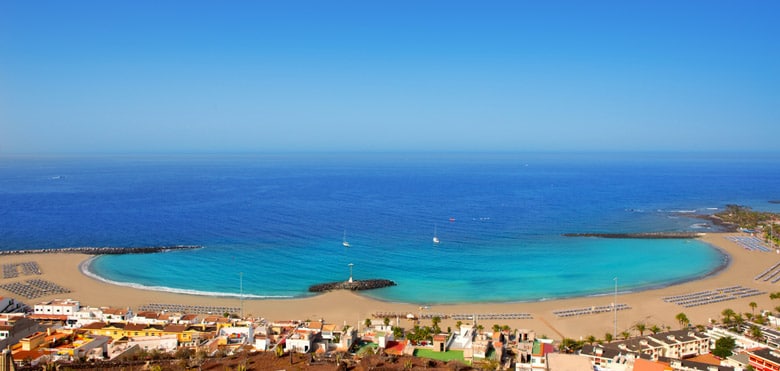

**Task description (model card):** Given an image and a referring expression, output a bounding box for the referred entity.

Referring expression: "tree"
[712,336,736,358]
[585,335,597,345]
[384,317,391,327]
[733,314,745,330]
[750,325,764,342]
[750,301,758,315]
[364,318,372,329]
[620,331,631,340]
[675,312,690,329]
[721,308,736,326]
[649,325,661,334]
[604,332,613,343]
[633,322,647,336]
[431,316,442,333]
[393,326,405,339]
[455,320,463,329]
[492,324,501,333]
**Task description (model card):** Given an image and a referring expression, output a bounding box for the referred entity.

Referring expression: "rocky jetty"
[563,232,703,239]
[308,279,396,293]
[0,245,202,256]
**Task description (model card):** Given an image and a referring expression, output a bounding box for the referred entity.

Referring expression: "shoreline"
[77,238,733,306]
[1,232,775,341]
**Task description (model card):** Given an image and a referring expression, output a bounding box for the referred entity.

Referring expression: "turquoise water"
[1,152,777,304]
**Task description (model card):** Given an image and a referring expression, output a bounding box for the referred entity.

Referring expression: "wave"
[80,257,293,300]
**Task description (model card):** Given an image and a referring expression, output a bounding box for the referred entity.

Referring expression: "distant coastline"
[0,245,202,256]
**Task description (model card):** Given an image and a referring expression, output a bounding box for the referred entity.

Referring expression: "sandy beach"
[1,232,776,341]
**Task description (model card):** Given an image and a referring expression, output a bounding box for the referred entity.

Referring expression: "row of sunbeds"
[553,303,630,317]
[727,236,772,252]
[663,286,765,308]
[138,303,241,315]
[2,261,42,279]
[0,278,70,299]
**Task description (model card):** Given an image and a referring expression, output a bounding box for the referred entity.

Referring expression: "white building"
[285,329,316,353]
[127,335,178,352]
[219,325,254,345]
[34,299,80,316]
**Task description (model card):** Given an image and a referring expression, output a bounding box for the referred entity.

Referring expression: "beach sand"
[1,232,776,341]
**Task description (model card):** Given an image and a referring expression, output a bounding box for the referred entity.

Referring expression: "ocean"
[1,152,779,304]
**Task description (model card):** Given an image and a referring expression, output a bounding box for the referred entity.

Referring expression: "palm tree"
[750,302,758,315]
[750,325,764,342]
[384,317,391,327]
[721,308,736,326]
[675,313,690,329]
[633,322,647,336]
[620,331,631,340]
[649,325,661,334]
[733,314,745,330]
[585,335,597,345]
[604,332,613,343]
[770,292,780,300]
[455,320,463,329]
[432,316,442,333]
[364,318,372,329]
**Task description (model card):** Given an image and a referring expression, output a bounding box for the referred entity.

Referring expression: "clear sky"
[1,1,778,154]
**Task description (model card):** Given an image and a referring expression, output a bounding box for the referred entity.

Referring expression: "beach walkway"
[371,311,533,321]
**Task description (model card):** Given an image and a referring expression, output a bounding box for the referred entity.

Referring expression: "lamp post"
[613,277,618,340]
[348,263,354,283]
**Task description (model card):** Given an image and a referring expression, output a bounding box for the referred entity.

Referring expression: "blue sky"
[1,1,778,153]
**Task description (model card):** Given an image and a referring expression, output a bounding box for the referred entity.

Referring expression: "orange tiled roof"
[80,321,107,330]
[29,314,68,321]
[124,323,148,332]
[688,353,722,365]
[164,324,187,333]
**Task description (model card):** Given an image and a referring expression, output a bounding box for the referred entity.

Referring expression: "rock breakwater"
[0,245,202,256]
[308,279,396,292]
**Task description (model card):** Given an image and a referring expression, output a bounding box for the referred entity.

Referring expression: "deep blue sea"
[2,152,779,304]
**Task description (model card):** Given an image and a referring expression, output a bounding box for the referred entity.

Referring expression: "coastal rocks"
[0,245,202,256]
[308,279,396,293]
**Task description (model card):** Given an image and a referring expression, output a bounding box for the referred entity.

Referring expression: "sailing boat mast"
[343,230,350,248]
[433,225,440,244]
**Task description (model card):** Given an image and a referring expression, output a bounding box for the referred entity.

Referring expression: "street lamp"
[240,272,244,318]
[613,277,618,339]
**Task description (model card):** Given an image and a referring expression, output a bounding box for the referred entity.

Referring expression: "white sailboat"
[342,230,351,248]
[433,225,440,244]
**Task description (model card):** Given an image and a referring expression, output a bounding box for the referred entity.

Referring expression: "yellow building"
[80,321,216,344]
